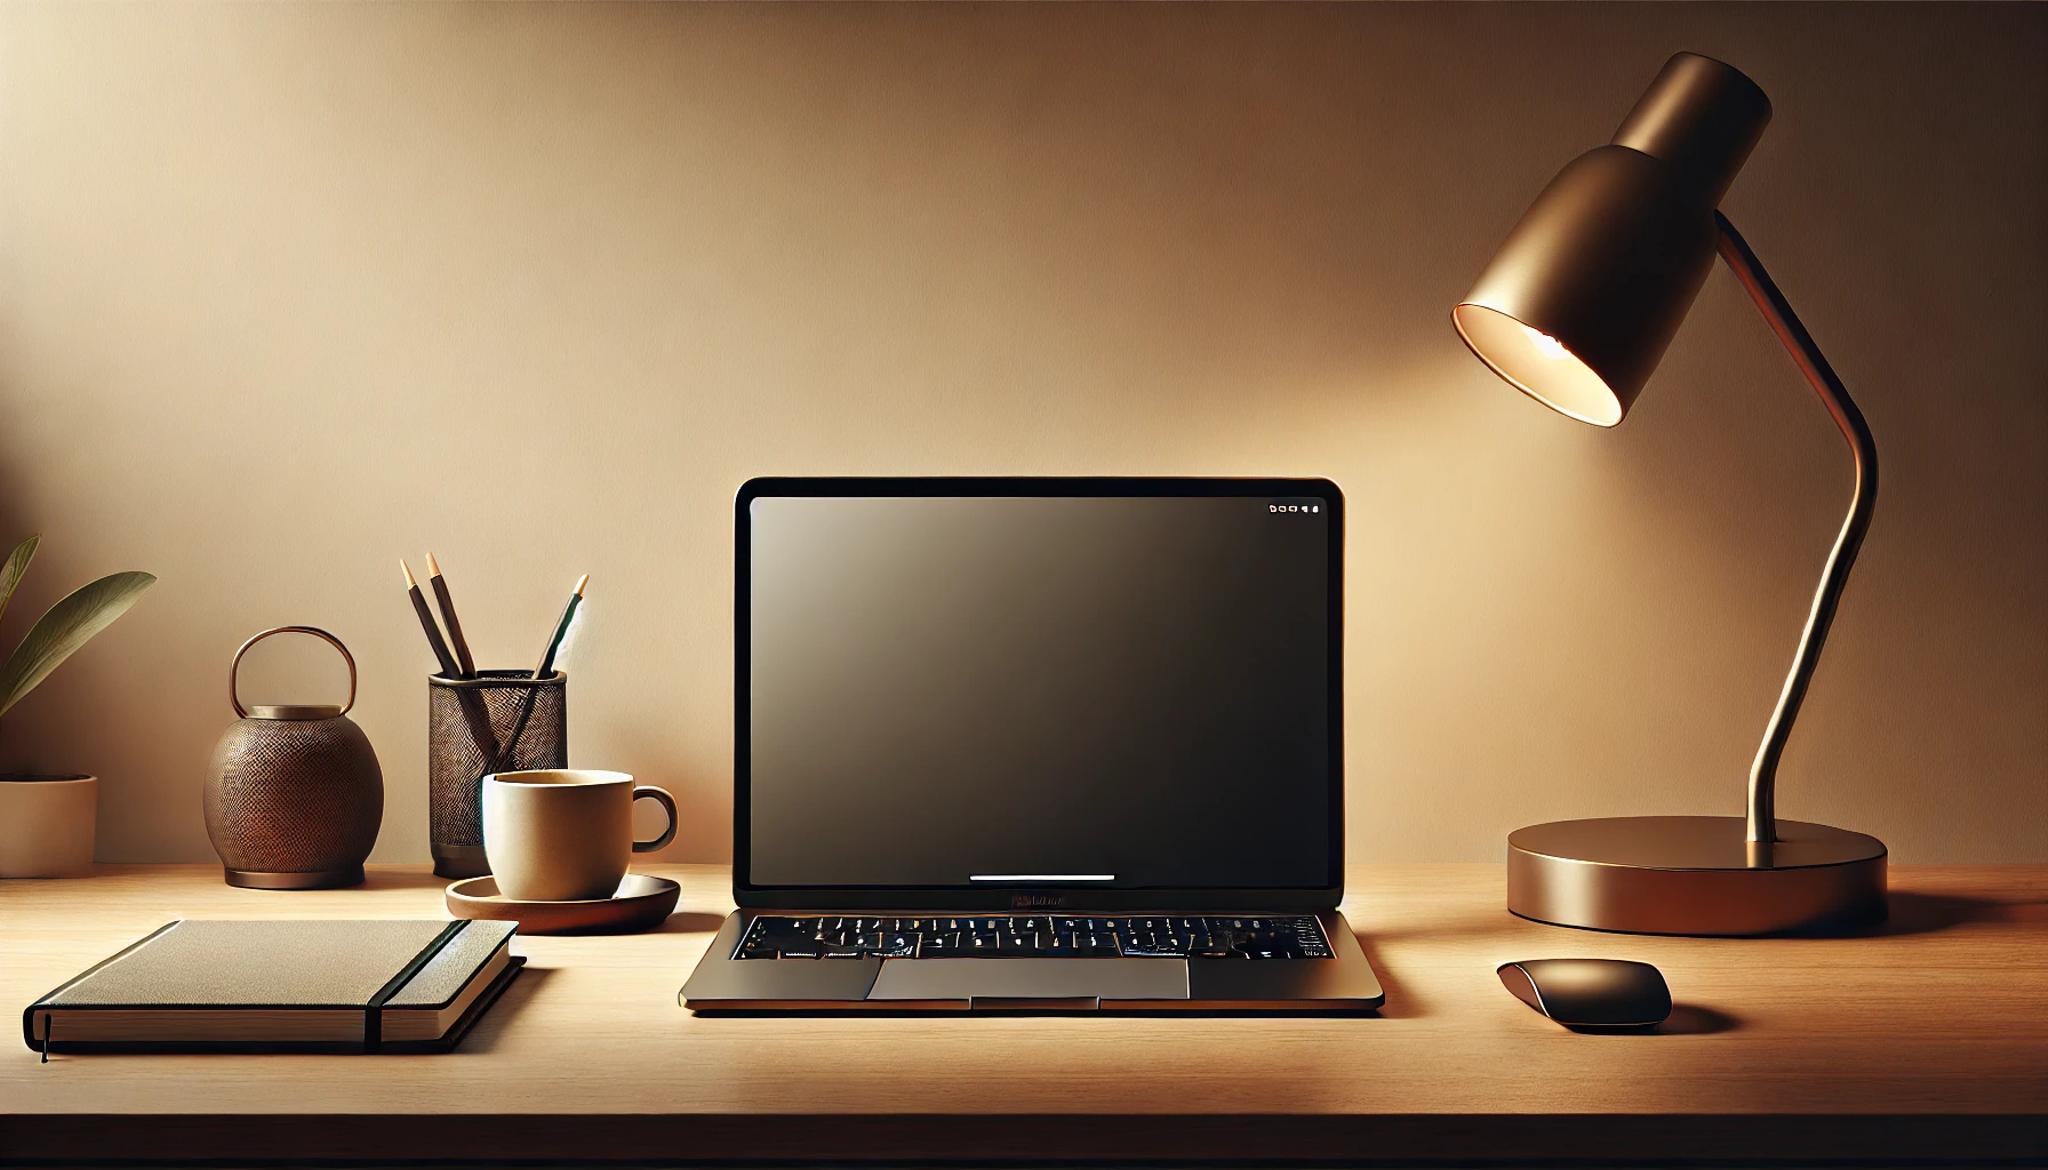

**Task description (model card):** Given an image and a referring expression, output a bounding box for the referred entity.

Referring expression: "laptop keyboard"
[735,914,1332,960]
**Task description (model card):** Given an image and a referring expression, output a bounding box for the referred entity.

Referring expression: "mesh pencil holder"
[428,670,567,878]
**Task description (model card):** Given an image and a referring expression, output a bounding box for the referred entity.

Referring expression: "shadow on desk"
[1357,940,1423,1020]
[656,911,728,934]
[1659,1004,1741,1034]
[359,869,466,893]
[1794,890,2029,939]
[456,965,554,1053]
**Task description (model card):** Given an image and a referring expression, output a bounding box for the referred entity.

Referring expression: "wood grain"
[2,864,2043,1165]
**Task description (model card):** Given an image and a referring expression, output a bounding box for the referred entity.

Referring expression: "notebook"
[22,919,521,1058]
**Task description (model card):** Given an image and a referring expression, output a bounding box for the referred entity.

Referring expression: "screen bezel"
[733,476,1345,911]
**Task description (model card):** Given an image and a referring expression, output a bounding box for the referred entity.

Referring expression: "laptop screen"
[738,480,1340,896]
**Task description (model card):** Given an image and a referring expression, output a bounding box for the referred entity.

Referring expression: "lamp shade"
[1454,53,1772,426]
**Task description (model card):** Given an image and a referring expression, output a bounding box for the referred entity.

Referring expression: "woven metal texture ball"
[428,676,567,851]
[205,716,383,873]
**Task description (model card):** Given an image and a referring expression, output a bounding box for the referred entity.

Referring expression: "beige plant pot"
[0,774,97,877]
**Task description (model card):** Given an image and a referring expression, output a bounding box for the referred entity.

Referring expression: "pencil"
[423,552,477,678]
[487,573,588,775]
[533,573,588,679]
[400,559,461,678]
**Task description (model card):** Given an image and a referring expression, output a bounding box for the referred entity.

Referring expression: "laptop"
[682,477,1383,1012]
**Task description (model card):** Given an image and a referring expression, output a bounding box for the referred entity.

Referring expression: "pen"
[424,552,477,678]
[400,559,461,678]
[488,573,588,775]
[533,573,589,679]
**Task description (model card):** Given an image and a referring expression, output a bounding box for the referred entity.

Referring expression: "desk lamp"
[1453,52,1886,935]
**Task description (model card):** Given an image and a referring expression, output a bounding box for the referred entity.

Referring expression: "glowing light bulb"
[1523,324,1573,360]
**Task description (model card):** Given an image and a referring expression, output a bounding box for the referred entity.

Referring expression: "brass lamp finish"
[1454,53,1770,426]
[1508,818,1884,937]
[1456,52,1887,935]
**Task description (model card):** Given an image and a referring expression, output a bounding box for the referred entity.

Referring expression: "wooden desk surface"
[2,864,2043,1166]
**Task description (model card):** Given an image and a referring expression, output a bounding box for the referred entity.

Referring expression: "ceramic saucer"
[445,872,680,935]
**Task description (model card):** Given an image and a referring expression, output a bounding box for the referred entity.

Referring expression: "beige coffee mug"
[481,769,678,902]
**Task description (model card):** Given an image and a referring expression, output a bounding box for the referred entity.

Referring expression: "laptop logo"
[970,874,1114,883]
[970,875,1112,908]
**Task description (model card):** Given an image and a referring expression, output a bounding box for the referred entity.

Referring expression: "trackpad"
[868,958,1189,1006]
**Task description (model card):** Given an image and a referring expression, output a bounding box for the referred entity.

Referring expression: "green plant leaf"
[0,570,155,718]
[0,535,37,629]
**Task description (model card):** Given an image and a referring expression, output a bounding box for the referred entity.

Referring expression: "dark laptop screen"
[740,482,1339,893]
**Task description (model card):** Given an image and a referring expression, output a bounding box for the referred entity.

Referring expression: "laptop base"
[682,909,1384,1013]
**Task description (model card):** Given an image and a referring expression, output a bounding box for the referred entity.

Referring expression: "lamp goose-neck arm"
[1713,212,1880,848]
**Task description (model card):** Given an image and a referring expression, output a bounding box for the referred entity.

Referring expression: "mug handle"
[631,786,678,854]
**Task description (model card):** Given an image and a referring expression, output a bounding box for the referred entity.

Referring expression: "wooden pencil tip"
[400,558,417,588]
[574,573,590,597]
[425,551,441,576]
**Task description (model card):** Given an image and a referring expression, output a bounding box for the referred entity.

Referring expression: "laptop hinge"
[969,995,1099,1012]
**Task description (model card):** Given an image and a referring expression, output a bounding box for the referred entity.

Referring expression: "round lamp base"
[1507,816,1886,936]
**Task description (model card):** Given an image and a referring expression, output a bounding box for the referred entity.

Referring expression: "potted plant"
[0,536,154,877]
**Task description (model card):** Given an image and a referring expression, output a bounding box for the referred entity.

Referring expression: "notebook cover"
[22,919,518,1056]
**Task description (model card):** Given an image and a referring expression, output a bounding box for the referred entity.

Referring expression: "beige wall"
[1,2,2042,866]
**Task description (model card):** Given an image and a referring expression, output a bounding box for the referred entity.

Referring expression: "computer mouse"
[1497,958,1672,1030]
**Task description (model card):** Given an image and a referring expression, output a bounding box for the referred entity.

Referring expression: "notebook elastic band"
[364,921,467,1052]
